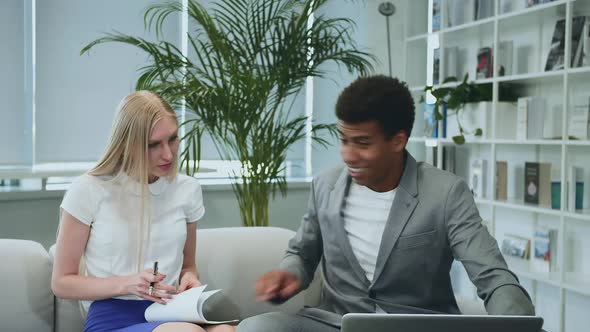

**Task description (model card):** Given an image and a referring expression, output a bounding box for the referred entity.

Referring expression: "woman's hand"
[121,268,177,304]
[177,271,202,292]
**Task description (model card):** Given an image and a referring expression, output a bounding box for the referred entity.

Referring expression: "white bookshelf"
[404,1,590,332]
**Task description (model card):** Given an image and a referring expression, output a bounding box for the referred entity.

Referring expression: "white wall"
[311,0,407,173]
[0,184,310,249]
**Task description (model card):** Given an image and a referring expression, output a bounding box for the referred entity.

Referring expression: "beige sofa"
[0,227,485,332]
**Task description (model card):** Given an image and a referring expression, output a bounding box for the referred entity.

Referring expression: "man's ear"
[391,130,408,152]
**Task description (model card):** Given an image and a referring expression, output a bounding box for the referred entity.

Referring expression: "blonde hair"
[90,90,178,272]
[58,90,178,317]
[90,90,178,181]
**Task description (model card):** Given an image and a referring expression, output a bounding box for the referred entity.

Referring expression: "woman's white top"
[60,172,205,310]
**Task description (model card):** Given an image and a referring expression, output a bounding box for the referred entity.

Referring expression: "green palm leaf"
[82,0,375,226]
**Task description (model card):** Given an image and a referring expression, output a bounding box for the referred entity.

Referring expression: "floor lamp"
[378,2,396,76]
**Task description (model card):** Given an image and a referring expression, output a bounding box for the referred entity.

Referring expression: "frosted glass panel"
[35,0,180,163]
[0,0,25,165]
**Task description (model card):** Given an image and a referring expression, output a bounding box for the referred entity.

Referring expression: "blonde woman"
[51,91,235,332]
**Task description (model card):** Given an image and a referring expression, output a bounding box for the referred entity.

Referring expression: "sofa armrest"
[0,239,54,332]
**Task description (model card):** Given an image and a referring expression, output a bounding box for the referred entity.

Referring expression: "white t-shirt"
[60,172,205,310]
[343,182,396,282]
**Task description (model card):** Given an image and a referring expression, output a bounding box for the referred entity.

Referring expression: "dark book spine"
[525,162,540,204]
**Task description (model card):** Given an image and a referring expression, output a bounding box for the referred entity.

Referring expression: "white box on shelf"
[543,104,563,139]
[527,97,545,139]
[516,96,545,140]
[569,95,590,140]
[446,102,492,139]
[495,102,518,139]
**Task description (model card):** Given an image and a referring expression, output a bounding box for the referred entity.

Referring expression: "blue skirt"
[85,298,168,332]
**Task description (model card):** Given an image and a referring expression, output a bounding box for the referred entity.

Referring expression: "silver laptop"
[341,313,544,332]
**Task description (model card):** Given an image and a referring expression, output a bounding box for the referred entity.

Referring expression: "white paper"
[144,285,238,324]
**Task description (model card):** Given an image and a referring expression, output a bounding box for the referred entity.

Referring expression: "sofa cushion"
[196,227,306,320]
[54,298,85,332]
[0,239,54,332]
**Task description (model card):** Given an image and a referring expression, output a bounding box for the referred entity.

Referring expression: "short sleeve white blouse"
[60,173,205,309]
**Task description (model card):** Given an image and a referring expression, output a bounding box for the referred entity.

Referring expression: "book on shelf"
[496,41,513,76]
[432,0,441,32]
[144,285,239,324]
[501,234,531,260]
[430,146,455,172]
[442,146,456,174]
[476,47,493,79]
[583,20,590,67]
[527,0,557,7]
[470,159,487,199]
[500,0,525,14]
[516,98,527,140]
[440,103,448,138]
[446,0,476,27]
[545,18,566,71]
[542,104,562,139]
[571,16,588,68]
[496,161,508,201]
[433,48,440,85]
[516,96,545,140]
[569,95,590,140]
[551,167,561,210]
[444,46,459,81]
[426,146,436,167]
[475,0,494,20]
[532,228,558,273]
[524,162,552,206]
[568,166,585,212]
[423,103,438,138]
[545,16,587,71]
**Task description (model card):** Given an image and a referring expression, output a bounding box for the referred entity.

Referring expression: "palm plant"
[81,0,374,226]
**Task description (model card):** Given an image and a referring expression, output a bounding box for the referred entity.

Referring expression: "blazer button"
[368,290,376,299]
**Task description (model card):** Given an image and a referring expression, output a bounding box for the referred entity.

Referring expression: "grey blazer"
[280,152,534,327]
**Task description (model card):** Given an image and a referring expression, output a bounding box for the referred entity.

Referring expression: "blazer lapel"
[329,168,371,285]
[372,153,420,285]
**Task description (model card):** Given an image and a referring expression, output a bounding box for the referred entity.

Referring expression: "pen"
[148,261,158,297]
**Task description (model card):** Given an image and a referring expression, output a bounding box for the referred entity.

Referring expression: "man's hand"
[255,270,301,303]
